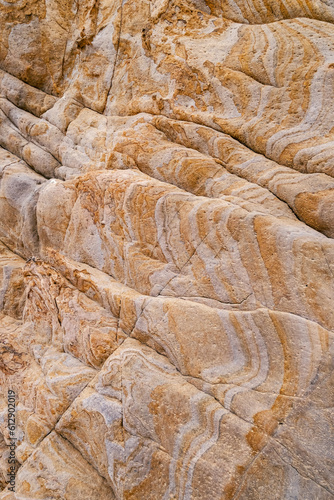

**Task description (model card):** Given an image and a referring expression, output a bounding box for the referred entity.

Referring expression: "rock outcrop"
[0,1,334,498]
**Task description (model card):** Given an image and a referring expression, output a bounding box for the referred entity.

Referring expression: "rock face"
[0,1,334,498]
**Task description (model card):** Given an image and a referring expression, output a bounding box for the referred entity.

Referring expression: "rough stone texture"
[0,0,334,498]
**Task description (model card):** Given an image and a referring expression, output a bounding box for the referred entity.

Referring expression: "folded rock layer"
[0,1,333,499]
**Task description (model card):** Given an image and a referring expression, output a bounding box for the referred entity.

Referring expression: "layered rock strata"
[0,1,334,498]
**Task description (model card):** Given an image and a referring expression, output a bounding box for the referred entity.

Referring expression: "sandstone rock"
[1,0,334,498]
[0,432,114,499]
[0,313,96,479]
[0,242,25,319]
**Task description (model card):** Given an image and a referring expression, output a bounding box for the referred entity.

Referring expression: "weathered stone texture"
[0,0,334,498]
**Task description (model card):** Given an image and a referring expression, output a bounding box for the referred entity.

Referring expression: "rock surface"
[0,0,334,498]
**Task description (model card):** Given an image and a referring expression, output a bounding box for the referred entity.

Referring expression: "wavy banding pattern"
[0,1,334,499]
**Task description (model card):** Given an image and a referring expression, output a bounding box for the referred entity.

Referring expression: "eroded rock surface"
[0,0,334,498]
